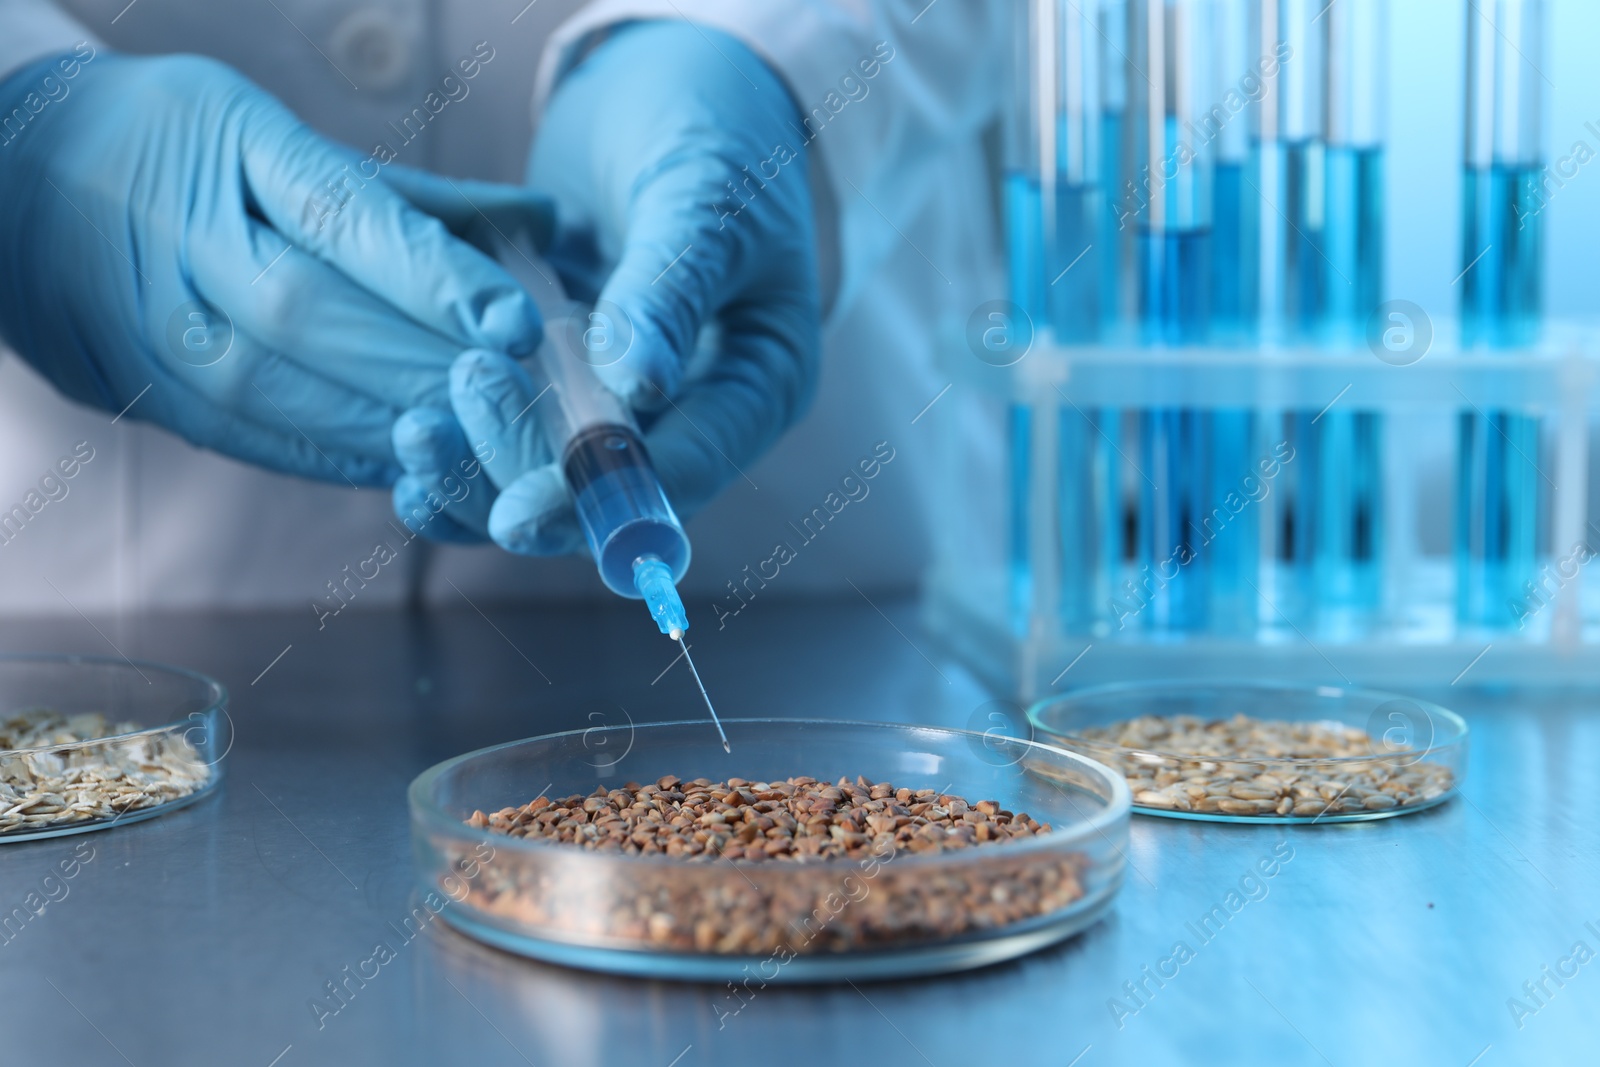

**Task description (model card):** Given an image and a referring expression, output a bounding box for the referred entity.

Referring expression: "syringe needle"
[634,559,726,752]
[677,638,730,753]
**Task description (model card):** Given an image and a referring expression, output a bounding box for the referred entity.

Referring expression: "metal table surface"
[1,598,1596,1067]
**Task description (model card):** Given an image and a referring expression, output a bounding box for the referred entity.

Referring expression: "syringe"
[495,242,729,752]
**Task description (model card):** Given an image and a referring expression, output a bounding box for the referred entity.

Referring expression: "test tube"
[1204,0,1261,634]
[1321,0,1384,335]
[1051,1,1118,631]
[1002,0,1111,333]
[1131,0,1215,345]
[1313,0,1386,630]
[1097,0,1133,627]
[1004,0,1050,332]
[1251,0,1325,623]
[1100,0,1134,334]
[1049,4,1104,342]
[1211,0,1255,343]
[1278,2,1327,339]
[1124,0,1214,631]
[1456,0,1545,626]
[1003,0,1048,628]
[1006,0,1118,633]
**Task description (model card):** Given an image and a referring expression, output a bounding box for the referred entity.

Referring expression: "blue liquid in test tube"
[1007,396,1035,630]
[1005,0,1119,635]
[1316,143,1385,621]
[1002,0,1047,633]
[1281,134,1325,621]
[1211,159,1255,338]
[1243,0,1325,625]
[1136,224,1212,345]
[1093,0,1132,629]
[1125,0,1215,632]
[1002,4,1044,633]
[1456,0,1545,628]
[1281,140,1327,338]
[1209,0,1260,334]
[1003,169,1047,327]
[1204,0,1260,634]
[1099,0,1134,337]
[1313,0,1387,630]
[1052,0,1113,631]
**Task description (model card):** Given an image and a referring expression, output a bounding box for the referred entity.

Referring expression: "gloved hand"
[393,349,584,551]
[0,51,550,485]
[392,21,820,551]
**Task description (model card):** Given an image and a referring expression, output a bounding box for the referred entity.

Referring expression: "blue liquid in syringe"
[1457,162,1544,627]
[1314,145,1385,624]
[564,425,689,597]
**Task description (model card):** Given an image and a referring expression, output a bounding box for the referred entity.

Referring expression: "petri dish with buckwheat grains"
[410,718,1130,981]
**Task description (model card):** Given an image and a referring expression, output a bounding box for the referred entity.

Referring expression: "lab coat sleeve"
[534,1,1008,318]
[0,0,99,84]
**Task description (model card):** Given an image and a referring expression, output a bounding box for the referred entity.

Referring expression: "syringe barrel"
[525,323,689,598]
[531,319,634,443]
[489,235,692,598]
[561,421,690,597]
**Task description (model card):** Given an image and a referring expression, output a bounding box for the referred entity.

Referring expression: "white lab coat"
[0,0,1006,619]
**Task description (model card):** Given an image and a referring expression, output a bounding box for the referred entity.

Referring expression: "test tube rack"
[924,324,1600,698]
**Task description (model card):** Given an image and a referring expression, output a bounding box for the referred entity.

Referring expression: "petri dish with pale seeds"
[0,655,227,841]
[1028,681,1466,824]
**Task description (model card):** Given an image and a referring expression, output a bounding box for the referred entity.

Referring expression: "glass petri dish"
[410,718,1130,982]
[0,655,227,842]
[1028,681,1467,824]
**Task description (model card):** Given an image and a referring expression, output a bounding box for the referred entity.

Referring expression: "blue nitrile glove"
[0,51,550,485]
[393,349,584,551]
[392,21,820,550]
